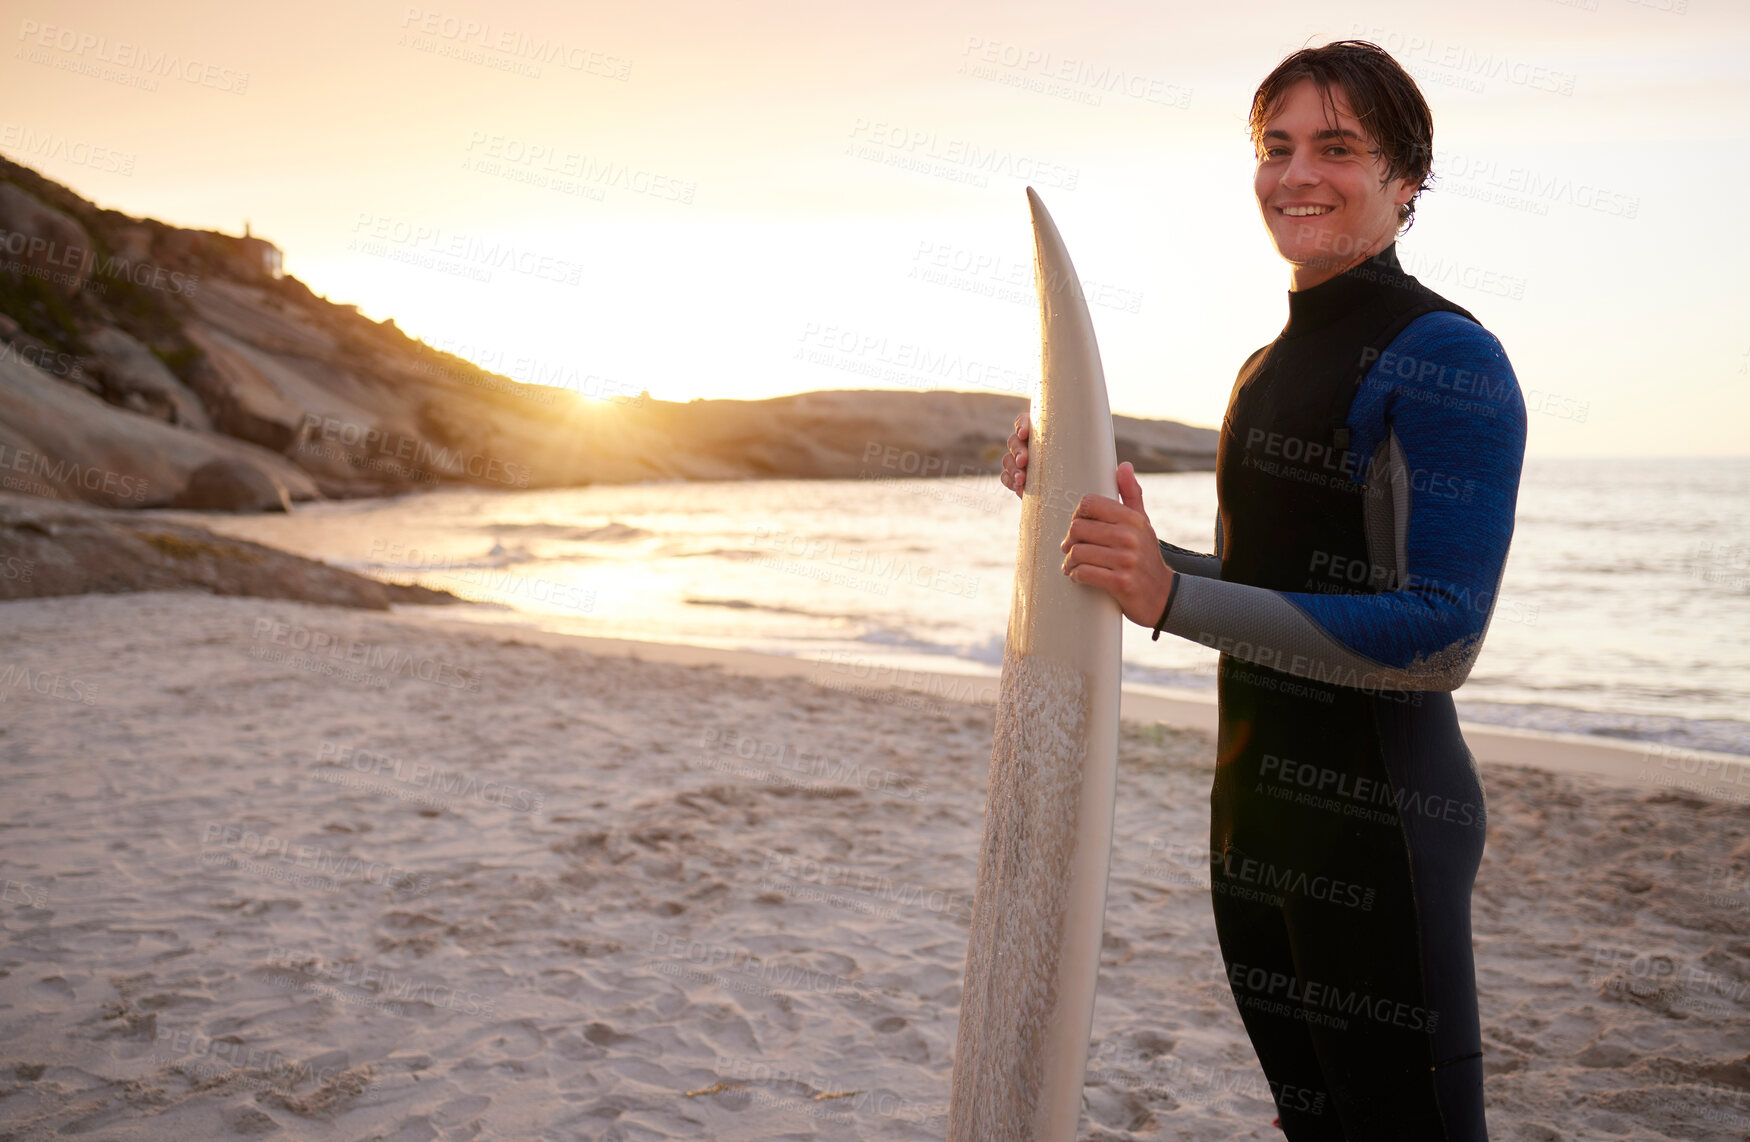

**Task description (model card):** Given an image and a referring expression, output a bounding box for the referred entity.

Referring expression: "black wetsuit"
[1154,244,1526,1140]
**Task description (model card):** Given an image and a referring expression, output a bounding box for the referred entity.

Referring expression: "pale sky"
[4,0,1745,456]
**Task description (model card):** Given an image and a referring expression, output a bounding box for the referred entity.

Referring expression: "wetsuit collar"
[1281,243,1409,340]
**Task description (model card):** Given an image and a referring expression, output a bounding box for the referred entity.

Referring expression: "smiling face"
[1254,78,1417,290]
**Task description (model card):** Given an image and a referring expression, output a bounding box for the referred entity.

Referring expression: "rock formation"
[170,458,294,513]
[0,156,1217,515]
[0,491,454,608]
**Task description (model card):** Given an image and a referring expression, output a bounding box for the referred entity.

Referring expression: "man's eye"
[1263,147,1289,159]
[1326,146,1351,157]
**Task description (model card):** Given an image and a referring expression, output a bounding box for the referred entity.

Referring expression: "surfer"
[1001,41,1522,1141]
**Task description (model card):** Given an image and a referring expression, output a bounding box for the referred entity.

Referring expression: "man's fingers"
[1002,414,1031,498]
[1064,562,1124,595]
[1059,518,1136,554]
[1073,492,1139,525]
[1116,462,1147,514]
[1061,543,1129,574]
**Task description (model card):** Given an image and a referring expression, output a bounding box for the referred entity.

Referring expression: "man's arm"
[1158,514,1222,578]
[1155,314,1527,692]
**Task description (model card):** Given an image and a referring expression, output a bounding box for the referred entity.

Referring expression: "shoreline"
[379,604,1750,803]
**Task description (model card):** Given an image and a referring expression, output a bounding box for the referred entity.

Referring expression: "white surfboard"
[947,188,1123,1141]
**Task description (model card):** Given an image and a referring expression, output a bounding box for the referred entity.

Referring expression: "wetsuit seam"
[1433,1051,1484,1069]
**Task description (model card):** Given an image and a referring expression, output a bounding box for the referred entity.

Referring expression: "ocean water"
[173,458,1750,758]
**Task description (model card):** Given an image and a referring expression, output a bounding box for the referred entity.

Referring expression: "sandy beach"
[1,590,1747,1141]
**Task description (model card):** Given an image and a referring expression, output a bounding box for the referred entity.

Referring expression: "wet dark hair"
[1249,40,1434,232]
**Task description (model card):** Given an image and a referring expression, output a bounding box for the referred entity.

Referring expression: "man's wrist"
[1150,573,1179,642]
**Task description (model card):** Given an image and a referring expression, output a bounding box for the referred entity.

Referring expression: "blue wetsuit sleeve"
[1158,313,1527,692]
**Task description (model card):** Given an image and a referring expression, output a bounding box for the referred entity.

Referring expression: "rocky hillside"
[0,156,1216,513]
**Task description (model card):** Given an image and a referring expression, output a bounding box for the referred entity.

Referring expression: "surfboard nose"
[1025,186,1056,255]
[1026,187,1085,311]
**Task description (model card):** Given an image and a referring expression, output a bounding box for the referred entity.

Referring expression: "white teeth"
[1283,206,1334,217]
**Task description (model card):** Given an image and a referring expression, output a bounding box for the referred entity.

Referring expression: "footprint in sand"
[583,1021,633,1047]
[873,1014,931,1062]
[1126,1028,1176,1059]
[453,1019,547,1068]
[33,976,76,1001]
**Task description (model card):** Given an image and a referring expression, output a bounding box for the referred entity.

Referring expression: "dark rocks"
[0,492,456,608]
[171,458,293,513]
[83,324,213,430]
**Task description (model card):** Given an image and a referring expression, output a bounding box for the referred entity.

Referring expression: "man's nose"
[1278,147,1322,187]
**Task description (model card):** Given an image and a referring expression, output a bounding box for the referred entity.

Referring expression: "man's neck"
[1288,236,1395,291]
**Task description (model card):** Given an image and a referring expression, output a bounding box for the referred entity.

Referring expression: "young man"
[1001,41,1524,1141]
